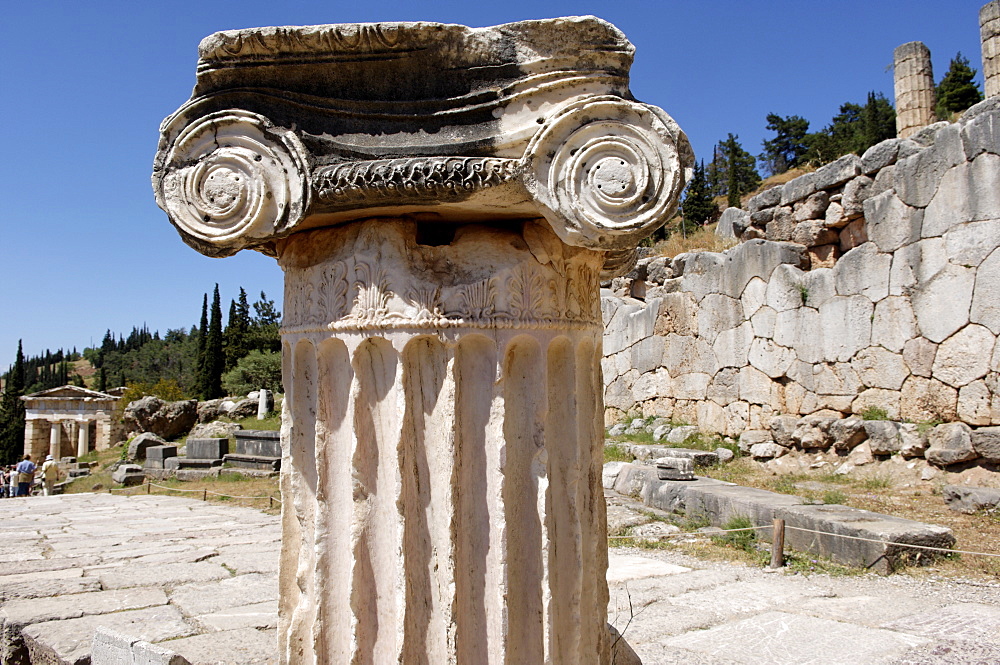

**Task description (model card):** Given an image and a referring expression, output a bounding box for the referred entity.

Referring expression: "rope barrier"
[610,522,1000,560]
[783,524,1000,559]
[109,481,281,504]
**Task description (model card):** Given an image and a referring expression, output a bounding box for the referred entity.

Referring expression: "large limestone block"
[872,296,918,353]
[903,337,937,377]
[707,368,740,405]
[630,369,671,403]
[697,294,743,343]
[852,347,908,390]
[812,154,862,190]
[860,138,900,174]
[863,191,922,253]
[925,422,977,466]
[814,363,863,397]
[923,154,1000,238]
[889,237,946,297]
[723,401,750,436]
[123,397,198,440]
[894,123,965,209]
[900,376,958,423]
[718,252,785,291]
[673,373,711,401]
[629,335,664,375]
[818,296,874,363]
[654,292,699,336]
[912,264,976,343]
[661,333,717,376]
[945,219,1000,268]
[960,108,1000,160]
[713,321,753,369]
[766,264,807,311]
[696,401,726,434]
[740,276,767,318]
[801,267,836,308]
[750,306,776,339]
[677,252,725,300]
[780,172,817,206]
[932,324,995,387]
[773,308,820,364]
[605,376,637,411]
[747,338,794,379]
[793,191,830,222]
[841,175,873,219]
[833,243,890,301]
[603,297,659,355]
[898,423,929,457]
[766,206,795,241]
[971,426,1000,463]
[739,366,778,406]
[958,380,993,425]
[851,389,901,421]
[971,248,1000,334]
[716,207,748,239]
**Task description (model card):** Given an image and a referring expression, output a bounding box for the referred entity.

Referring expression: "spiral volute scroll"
[155,110,310,257]
[522,96,692,251]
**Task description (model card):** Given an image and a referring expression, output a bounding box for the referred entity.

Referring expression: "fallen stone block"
[185,438,229,460]
[91,627,191,665]
[942,485,1000,514]
[656,458,694,481]
[112,465,145,486]
[776,503,955,574]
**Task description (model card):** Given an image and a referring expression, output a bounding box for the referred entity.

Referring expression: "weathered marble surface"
[155,17,691,665]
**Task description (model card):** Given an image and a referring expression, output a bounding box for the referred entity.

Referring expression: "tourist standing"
[5,466,16,497]
[15,455,36,497]
[0,466,7,498]
[40,455,60,496]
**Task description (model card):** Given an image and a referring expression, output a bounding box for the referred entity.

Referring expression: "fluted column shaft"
[894,41,936,138]
[983,2,1000,98]
[275,218,610,664]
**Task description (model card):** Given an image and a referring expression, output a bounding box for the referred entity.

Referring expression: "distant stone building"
[21,386,124,460]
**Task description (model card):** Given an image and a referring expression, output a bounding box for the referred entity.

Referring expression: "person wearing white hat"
[40,455,60,496]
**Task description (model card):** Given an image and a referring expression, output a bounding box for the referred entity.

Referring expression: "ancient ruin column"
[894,41,936,138]
[983,1,1000,98]
[78,422,90,458]
[153,19,691,664]
[49,421,61,461]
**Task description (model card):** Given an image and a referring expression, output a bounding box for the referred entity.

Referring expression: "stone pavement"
[2,494,999,664]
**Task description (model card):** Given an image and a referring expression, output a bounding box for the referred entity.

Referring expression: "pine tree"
[203,285,225,399]
[760,113,810,176]
[936,52,983,119]
[0,341,27,465]
[250,292,282,354]
[681,161,717,232]
[804,93,895,165]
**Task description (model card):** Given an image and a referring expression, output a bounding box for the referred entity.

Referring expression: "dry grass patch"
[699,458,1000,580]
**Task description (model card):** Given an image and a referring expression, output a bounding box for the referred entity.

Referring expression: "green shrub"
[222,350,283,396]
[859,406,889,421]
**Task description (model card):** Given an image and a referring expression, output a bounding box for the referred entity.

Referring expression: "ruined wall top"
[152,18,692,272]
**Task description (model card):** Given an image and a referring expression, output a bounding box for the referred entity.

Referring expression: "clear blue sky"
[0,0,988,364]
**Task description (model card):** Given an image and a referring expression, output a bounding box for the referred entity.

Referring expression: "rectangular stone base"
[223,454,280,472]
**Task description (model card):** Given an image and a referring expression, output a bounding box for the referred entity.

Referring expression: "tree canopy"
[760,113,810,176]
[681,160,717,232]
[936,52,983,119]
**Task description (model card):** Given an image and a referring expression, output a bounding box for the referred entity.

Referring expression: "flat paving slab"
[1,493,998,665]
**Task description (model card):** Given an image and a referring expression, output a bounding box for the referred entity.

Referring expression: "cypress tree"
[0,341,27,465]
[204,285,225,399]
[98,367,107,393]
[720,134,761,208]
[196,294,208,398]
[681,160,717,232]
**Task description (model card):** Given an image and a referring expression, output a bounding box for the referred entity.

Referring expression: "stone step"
[222,454,280,472]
